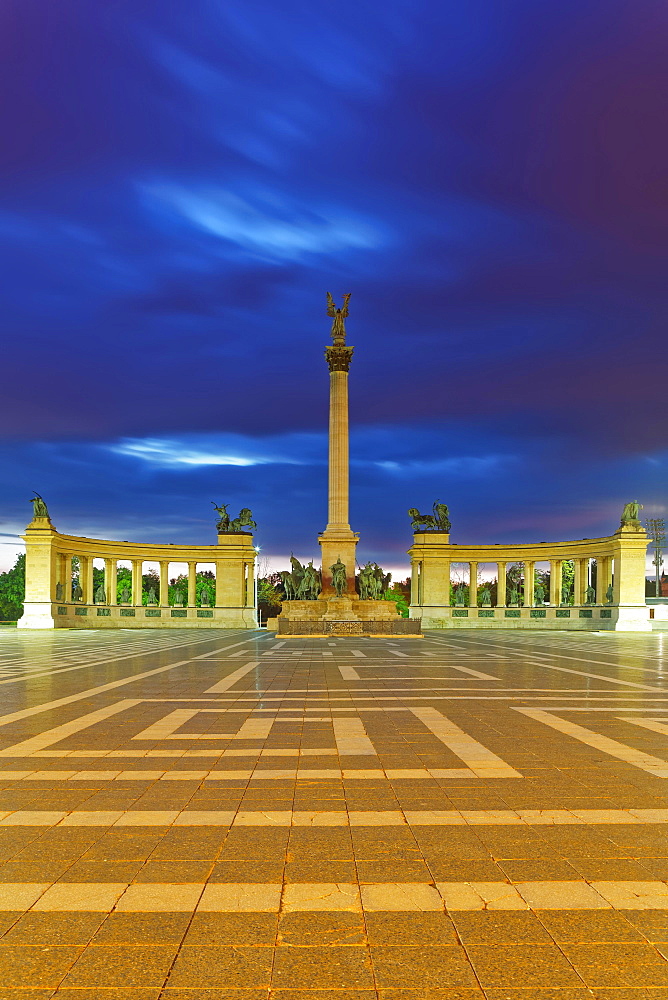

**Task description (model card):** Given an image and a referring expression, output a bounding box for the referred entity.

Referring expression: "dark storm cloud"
[0,0,666,567]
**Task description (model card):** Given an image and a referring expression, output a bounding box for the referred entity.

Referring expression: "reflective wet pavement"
[0,627,666,996]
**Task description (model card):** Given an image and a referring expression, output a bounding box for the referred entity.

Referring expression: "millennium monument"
[16,296,651,631]
[276,294,419,635]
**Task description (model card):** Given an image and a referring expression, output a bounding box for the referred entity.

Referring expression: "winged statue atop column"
[327,292,351,345]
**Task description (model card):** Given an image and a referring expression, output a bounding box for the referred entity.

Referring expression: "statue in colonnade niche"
[55,582,63,602]
[561,584,572,606]
[119,586,131,604]
[584,585,596,605]
[146,588,157,606]
[453,584,466,607]
[534,582,545,605]
[606,583,614,604]
[330,557,348,597]
[621,501,643,526]
[508,587,519,607]
[73,582,83,602]
[29,493,49,519]
[200,588,211,607]
[94,585,106,604]
[172,589,184,607]
[479,586,491,606]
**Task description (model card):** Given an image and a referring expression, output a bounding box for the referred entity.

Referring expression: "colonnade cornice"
[408,531,646,562]
[22,524,256,562]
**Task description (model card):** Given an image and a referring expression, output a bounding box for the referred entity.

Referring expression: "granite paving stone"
[0,629,666,992]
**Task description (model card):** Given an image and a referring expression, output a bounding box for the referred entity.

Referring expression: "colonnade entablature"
[408,524,650,631]
[17,513,258,630]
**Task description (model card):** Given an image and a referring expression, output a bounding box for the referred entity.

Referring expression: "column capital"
[325,346,354,372]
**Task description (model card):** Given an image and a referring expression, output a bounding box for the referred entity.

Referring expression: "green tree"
[0,553,25,621]
[258,577,283,625]
[383,582,409,618]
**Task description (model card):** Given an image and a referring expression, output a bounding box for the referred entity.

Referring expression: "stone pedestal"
[277,596,420,636]
[318,529,359,596]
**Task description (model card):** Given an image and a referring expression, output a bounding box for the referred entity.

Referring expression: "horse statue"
[229,508,257,532]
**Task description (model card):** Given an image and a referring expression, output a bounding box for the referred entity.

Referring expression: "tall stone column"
[573,558,584,605]
[318,294,358,595]
[524,561,535,607]
[60,554,71,601]
[187,562,197,608]
[159,561,169,607]
[497,562,507,607]
[468,562,478,608]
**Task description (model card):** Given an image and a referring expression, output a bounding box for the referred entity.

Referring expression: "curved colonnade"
[408,524,650,631]
[18,514,257,629]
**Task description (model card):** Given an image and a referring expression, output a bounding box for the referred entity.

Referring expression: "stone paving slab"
[0,628,666,993]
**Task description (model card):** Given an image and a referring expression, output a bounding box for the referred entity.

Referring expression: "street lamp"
[254,545,261,627]
[645,519,666,598]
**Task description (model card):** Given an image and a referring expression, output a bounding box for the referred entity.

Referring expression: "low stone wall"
[51,603,256,629]
[415,605,638,630]
[278,617,421,636]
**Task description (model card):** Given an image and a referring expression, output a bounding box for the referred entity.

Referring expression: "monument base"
[277,596,422,636]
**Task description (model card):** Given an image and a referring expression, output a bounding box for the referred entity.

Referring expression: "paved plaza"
[0,629,666,995]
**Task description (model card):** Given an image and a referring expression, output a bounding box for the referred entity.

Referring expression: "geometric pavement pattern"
[0,628,666,993]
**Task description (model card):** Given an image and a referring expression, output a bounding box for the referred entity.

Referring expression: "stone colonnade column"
[497,562,506,607]
[105,559,117,606]
[595,556,606,604]
[159,561,169,607]
[573,558,585,605]
[132,559,143,606]
[80,555,94,604]
[524,561,535,607]
[188,562,197,608]
[60,554,71,600]
[468,562,478,608]
[549,560,561,606]
[410,559,421,606]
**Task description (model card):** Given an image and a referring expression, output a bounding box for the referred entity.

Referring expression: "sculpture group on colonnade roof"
[212,502,257,534]
[409,500,451,533]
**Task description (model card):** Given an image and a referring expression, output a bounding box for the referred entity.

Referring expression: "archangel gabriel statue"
[326,292,351,345]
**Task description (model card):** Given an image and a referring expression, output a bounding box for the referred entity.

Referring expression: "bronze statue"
[606,583,614,604]
[212,502,230,533]
[29,493,49,519]
[229,508,257,532]
[358,562,376,600]
[146,587,157,606]
[55,582,63,602]
[561,584,571,606]
[73,582,83,602]
[119,586,131,604]
[94,585,106,605]
[585,585,596,605]
[200,588,211,607]
[326,292,351,345]
[330,557,348,597]
[301,561,321,600]
[621,501,643,525]
[409,501,451,532]
[432,501,451,532]
[480,586,491,606]
[534,583,545,605]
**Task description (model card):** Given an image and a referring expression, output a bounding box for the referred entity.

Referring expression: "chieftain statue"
[29,493,49,519]
[358,562,391,600]
[279,556,321,601]
[330,557,348,597]
[409,501,451,532]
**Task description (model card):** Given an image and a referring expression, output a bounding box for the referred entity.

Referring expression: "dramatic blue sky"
[1,0,666,573]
